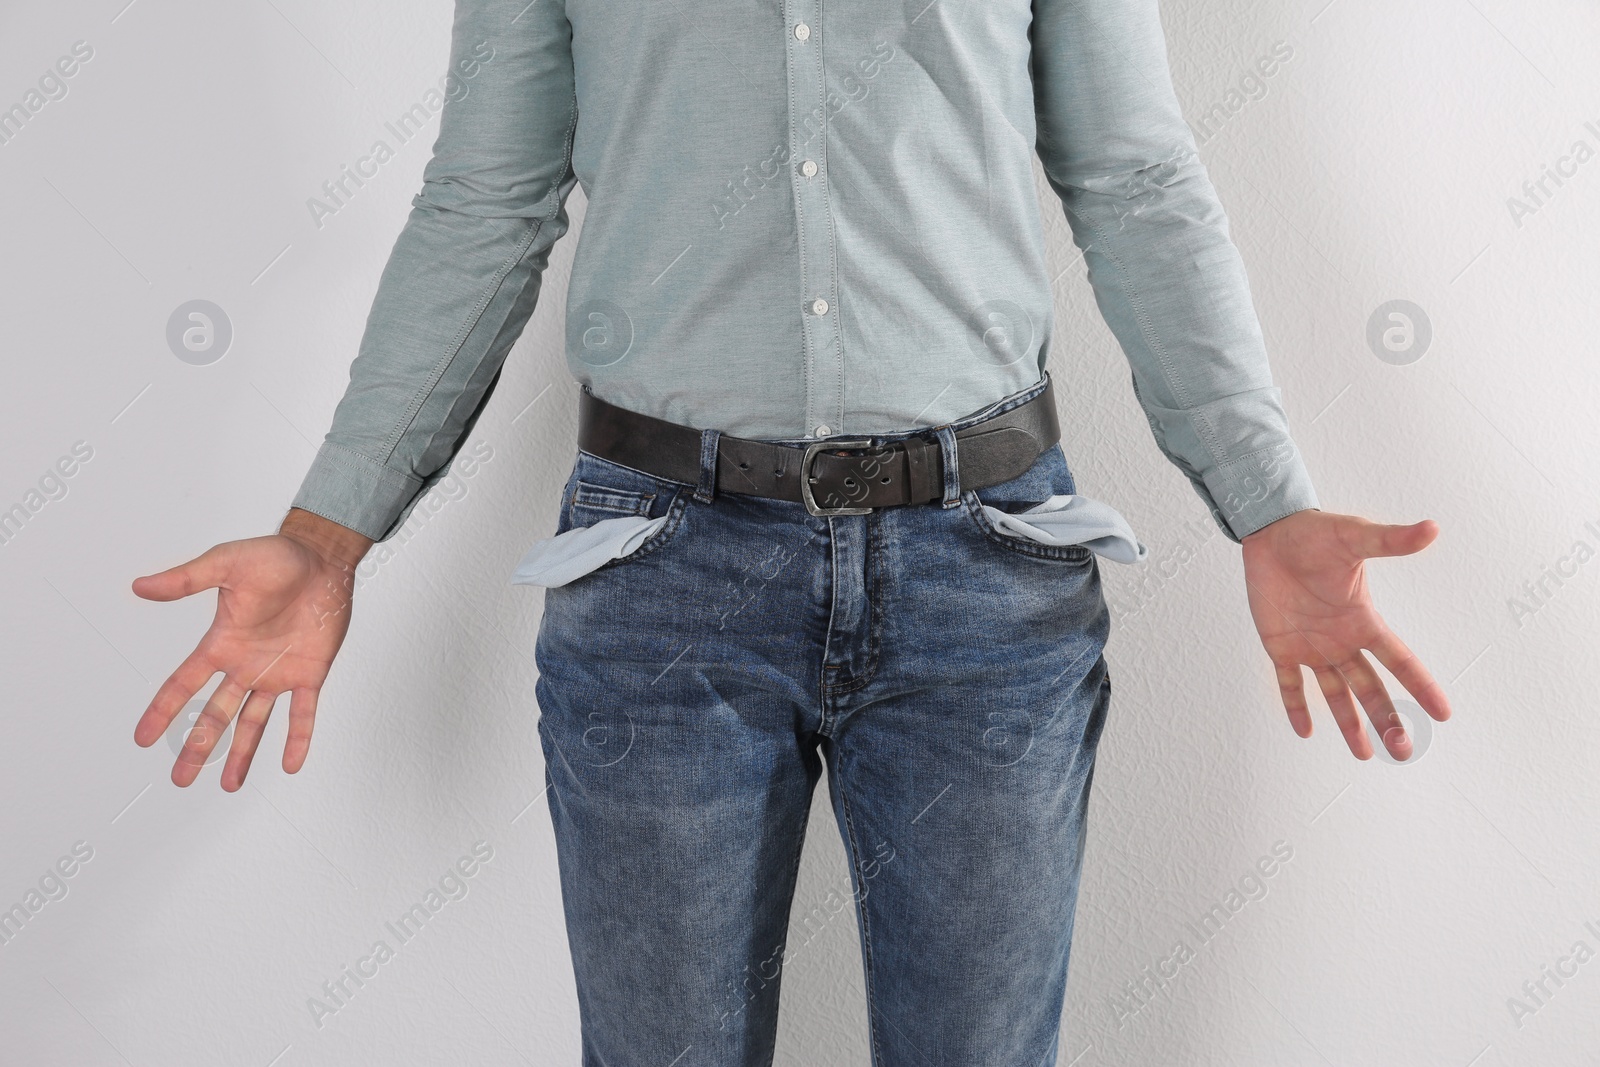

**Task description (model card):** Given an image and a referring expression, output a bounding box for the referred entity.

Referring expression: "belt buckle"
[800,438,879,517]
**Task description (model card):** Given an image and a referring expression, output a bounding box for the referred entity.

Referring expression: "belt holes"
[738,461,749,469]
[880,476,890,483]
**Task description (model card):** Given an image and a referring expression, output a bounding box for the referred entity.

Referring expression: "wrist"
[1240,506,1321,546]
[278,507,374,570]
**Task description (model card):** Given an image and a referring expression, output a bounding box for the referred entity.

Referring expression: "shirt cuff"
[1194,441,1321,543]
[288,442,425,543]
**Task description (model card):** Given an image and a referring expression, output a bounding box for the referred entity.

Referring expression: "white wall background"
[2,0,1597,1064]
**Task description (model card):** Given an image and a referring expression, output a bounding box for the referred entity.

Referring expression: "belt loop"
[694,427,721,503]
[933,425,961,509]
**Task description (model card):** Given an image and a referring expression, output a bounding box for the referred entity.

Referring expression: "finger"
[221,690,279,792]
[172,677,246,788]
[131,544,232,602]
[1336,650,1411,762]
[134,653,218,748]
[1275,662,1314,738]
[283,688,320,774]
[1367,628,1452,723]
[1349,519,1439,560]
[1311,665,1373,760]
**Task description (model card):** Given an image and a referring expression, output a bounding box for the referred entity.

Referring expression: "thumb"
[1352,518,1439,560]
[132,543,233,602]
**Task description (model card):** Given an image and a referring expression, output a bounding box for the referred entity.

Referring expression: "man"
[132,0,1451,1062]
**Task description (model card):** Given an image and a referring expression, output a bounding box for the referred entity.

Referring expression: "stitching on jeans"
[837,774,885,1067]
[590,488,688,574]
[819,517,841,717]
[572,480,656,517]
[821,513,884,696]
[960,490,1095,564]
[860,512,886,686]
[958,444,1091,562]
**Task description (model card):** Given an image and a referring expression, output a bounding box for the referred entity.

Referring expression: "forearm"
[1057,153,1320,541]
[1031,0,1319,542]
[290,0,580,544]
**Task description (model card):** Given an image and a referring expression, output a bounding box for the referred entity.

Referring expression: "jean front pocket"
[962,489,1097,564]
[511,454,690,588]
[959,443,1088,564]
[968,492,1147,564]
[571,479,657,520]
[956,443,1146,565]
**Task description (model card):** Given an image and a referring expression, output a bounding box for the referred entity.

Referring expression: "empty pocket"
[509,513,671,588]
[976,493,1148,564]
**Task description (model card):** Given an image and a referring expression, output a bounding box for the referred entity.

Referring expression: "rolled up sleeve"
[291,0,580,542]
[1030,0,1319,542]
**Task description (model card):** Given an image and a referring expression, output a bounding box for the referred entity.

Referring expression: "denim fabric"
[510,373,1148,586]
[510,487,1147,587]
[532,416,1114,1065]
[288,0,1319,547]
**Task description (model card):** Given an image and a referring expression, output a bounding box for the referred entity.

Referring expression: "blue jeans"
[533,384,1113,1066]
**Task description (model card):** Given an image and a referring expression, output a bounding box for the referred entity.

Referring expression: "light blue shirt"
[291,0,1320,545]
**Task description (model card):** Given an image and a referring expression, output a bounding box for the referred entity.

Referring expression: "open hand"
[1241,509,1451,761]
[131,510,370,789]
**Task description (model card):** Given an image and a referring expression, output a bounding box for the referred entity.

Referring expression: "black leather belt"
[576,376,1060,516]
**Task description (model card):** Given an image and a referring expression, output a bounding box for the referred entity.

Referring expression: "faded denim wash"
[533,381,1115,1066]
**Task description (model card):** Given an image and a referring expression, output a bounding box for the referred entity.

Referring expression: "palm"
[1241,510,1451,760]
[204,539,348,683]
[133,535,356,790]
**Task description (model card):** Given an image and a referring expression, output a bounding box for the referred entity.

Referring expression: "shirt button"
[814,424,832,437]
[793,22,810,41]
[810,297,829,316]
[799,159,818,178]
